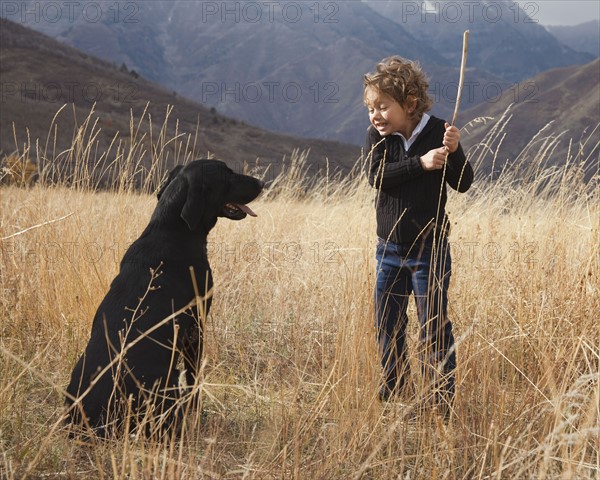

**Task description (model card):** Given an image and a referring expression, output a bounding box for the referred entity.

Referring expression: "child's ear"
[407,96,418,114]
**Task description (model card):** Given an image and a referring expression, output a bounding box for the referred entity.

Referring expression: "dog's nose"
[257,179,266,189]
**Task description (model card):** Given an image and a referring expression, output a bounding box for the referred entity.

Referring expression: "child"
[363,56,473,415]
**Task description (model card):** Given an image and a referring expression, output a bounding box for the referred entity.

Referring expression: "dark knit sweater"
[365,115,473,245]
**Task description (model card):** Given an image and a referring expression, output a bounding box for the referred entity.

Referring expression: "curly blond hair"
[363,56,433,120]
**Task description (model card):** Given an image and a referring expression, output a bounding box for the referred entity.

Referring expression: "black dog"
[65,160,263,436]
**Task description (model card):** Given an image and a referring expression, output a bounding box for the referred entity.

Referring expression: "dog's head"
[156,159,264,233]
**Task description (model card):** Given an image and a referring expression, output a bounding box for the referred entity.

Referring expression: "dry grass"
[0,110,599,479]
[0,153,39,187]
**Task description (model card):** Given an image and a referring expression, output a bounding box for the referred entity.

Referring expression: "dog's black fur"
[65,160,263,436]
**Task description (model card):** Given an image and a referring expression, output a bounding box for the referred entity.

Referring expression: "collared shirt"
[392,113,431,151]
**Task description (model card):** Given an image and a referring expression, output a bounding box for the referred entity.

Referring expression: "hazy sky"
[524,1,600,26]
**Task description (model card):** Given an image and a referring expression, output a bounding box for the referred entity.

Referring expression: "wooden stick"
[436,30,470,242]
[450,30,470,127]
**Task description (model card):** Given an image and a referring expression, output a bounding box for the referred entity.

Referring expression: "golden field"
[0,113,598,479]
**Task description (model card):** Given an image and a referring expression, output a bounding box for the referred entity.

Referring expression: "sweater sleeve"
[445,143,473,193]
[364,127,423,190]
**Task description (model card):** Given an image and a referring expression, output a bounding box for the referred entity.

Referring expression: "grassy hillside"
[0,18,360,180]
[1,119,598,478]
[461,59,600,177]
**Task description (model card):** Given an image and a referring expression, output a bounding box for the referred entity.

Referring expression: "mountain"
[0,18,360,182]
[460,59,600,176]
[147,1,455,145]
[547,21,600,57]
[365,0,595,82]
[0,1,456,144]
[3,0,587,146]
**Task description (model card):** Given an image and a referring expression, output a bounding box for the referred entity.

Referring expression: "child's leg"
[374,241,412,398]
[412,241,456,408]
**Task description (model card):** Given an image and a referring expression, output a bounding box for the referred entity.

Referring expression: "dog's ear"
[180,178,206,231]
[181,162,230,232]
[157,165,184,200]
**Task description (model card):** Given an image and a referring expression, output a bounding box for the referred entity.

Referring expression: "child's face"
[365,87,414,138]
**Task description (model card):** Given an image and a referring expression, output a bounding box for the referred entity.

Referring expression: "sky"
[523,0,600,26]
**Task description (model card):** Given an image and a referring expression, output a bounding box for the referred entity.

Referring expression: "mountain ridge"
[547,21,600,57]
[4,0,593,145]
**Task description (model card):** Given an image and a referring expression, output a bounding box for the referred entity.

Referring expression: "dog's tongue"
[236,203,257,217]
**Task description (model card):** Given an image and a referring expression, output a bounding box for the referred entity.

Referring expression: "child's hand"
[443,122,460,153]
[420,147,447,171]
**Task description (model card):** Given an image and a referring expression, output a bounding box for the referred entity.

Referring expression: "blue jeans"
[374,238,456,405]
